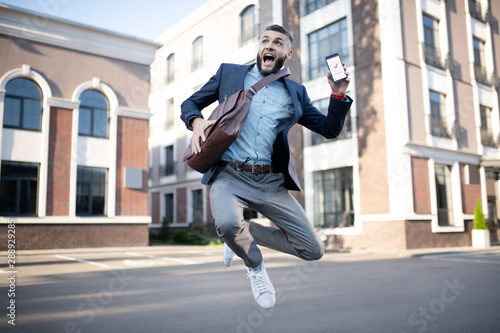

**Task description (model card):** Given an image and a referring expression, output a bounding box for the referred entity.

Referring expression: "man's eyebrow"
[261,35,286,43]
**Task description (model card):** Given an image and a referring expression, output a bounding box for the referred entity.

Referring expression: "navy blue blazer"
[181,63,353,191]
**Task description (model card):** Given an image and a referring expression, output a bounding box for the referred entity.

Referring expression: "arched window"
[192,36,203,72]
[166,53,175,84]
[3,77,42,131]
[78,89,109,138]
[241,5,256,46]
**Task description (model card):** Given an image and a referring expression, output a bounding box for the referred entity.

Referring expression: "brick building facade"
[0,4,159,250]
[150,0,499,250]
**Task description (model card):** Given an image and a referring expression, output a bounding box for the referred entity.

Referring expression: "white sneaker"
[223,243,235,267]
[246,262,275,309]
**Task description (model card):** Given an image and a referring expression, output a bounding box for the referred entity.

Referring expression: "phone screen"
[326,54,346,83]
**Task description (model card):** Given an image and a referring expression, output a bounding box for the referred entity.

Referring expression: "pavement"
[1,244,499,333]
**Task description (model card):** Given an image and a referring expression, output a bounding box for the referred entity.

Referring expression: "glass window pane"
[93,109,108,138]
[80,90,108,109]
[22,98,42,130]
[4,97,21,127]
[0,179,17,214]
[0,161,39,216]
[165,193,174,224]
[4,78,42,130]
[79,107,92,136]
[76,166,107,216]
[5,78,42,99]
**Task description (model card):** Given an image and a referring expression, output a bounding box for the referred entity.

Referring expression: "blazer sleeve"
[180,64,223,131]
[297,85,353,139]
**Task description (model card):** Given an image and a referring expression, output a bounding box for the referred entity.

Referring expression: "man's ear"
[286,50,293,61]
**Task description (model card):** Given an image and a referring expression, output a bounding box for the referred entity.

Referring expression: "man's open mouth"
[263,53,275,66]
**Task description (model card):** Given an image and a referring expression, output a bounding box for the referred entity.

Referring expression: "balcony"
[430,116,453,139]
[423,44,451,70]
[480,128,498,147]
[474,65,495,86]
[469,0,491,24]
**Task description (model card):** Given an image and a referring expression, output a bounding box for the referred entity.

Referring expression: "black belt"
[219,161,276,173]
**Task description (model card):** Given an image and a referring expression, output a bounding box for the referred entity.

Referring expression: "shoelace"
[247,270,269,293]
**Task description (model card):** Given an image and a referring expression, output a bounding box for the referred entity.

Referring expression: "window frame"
[78,89,109,139]
[166,53,175,84]
[192,36,204,72]
[76,166,107,216]
[240,5,256,46]
[307,18,349,81]
[3,77,43,131]
[0,161,39,216]
[313,167,354,229]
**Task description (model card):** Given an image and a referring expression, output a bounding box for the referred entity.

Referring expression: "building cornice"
[0,4,160,66]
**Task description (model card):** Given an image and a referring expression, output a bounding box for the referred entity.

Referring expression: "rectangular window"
[241,5,256,46]
[164,193,174,224]
[480,105,496,147]
[304,0,336,15]
[434,164,454,226]
[307,98,351,146]
[313,167,354,228]
[192,189,203,223]
[163,145,174,176]
[76,166,106,216]
[166,54,175,84]
[429,91,450,138]
[165,99,175,131]
[192,37,203,72]
[422,14,446,69]
[308,19,349,81]
[0,161,38,216]
[473,37,491,85]
[473,38,485,68]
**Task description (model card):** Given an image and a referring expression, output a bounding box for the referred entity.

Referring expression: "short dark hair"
[264,24,293,44]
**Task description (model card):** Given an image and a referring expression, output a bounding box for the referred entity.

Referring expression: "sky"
[0,0,210,41]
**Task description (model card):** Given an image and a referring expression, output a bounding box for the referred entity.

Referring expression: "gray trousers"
[209,166,325,268]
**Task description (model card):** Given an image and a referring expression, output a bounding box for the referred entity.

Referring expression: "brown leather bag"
[182,67,291,173]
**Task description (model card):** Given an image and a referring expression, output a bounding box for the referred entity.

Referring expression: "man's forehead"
[261,31,287,41]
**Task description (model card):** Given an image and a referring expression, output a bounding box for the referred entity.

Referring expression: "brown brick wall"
[405,220,472,249]
[326,219,473,250]
[115,117,149,216]
[151,192,160,224]
[352,0,390,214]
[176,188,187,223]
[0,224,148,250]
[411,157,432,214]
[46,107,73,216]
[327,220,408,250]
[460,164,482,214]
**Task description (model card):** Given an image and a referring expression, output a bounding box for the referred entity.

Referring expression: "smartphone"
[325,53,347,84]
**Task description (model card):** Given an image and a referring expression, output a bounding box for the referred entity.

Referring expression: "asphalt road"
[1,246,499,333]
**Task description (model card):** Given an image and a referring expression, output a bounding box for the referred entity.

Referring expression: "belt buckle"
[251,165,265,173]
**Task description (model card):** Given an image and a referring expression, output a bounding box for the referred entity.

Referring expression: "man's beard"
[256,53,286,76]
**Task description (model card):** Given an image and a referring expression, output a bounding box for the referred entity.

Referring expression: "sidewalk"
[2,243,499,258]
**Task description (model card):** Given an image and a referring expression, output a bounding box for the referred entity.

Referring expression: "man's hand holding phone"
[325,53,350,96]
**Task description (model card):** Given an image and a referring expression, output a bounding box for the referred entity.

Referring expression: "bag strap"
[249,67,291,94]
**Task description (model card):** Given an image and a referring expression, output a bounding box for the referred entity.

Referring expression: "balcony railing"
[423,44,451,70]
[430,116,453,139]
[474,65,495,86]
[481,128,498,147]
[469,0,491,23]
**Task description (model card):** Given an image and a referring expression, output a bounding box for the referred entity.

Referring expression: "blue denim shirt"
[221,65,295,165]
